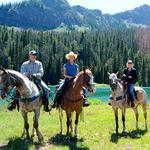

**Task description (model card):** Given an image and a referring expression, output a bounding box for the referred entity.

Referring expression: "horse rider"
[52,51,89,108]
[7,50,51,112]
[122,60,138,107]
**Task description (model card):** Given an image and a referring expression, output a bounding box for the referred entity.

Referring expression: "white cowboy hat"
[65,51,78,60]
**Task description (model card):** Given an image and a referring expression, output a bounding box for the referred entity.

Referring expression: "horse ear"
[116,72,119,76]
[108,72,111,76]
[0,66,8,74]
[82,66,86,73]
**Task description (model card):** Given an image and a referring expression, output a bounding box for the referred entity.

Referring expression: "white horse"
[108,72,147,134]
[0,68,44,142]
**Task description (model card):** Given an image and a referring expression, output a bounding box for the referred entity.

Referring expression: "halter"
[110,95,125,101]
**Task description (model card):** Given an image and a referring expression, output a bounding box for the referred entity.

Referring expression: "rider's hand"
[128,76,132,79]
[27,72,32,77]
[68,76,73,79]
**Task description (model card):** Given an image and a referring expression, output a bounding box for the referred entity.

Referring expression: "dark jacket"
[123,68,138,84]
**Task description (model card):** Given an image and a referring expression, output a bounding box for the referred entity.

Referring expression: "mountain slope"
[0,0,83,30]
[0,0,125,30]
[113,4,150,26]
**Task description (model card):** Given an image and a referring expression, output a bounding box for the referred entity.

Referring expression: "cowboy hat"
[29,50,38,56]
[127,60,133,64]
[65,51,78,60]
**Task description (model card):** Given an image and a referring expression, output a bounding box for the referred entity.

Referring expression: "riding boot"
[131,102,135,108]
[130,96,135,108]
[52,91,62,108]
[7,99,17,111]
[43,91,51,112]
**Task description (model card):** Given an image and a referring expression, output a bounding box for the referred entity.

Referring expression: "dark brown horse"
[58,68,96,137]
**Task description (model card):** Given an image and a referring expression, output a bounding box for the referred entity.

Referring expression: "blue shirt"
[64,63,79,78]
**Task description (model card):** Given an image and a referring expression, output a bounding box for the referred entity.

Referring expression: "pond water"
[0,86,150,105]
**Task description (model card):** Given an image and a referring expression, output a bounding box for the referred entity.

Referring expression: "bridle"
[109,77,120,92]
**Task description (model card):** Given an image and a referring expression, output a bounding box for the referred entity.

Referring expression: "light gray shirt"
[21,60,44,79]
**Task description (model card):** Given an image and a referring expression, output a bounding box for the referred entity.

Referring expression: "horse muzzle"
[110,84,117,92]
[0,90,7,99]
[87,84,96,94]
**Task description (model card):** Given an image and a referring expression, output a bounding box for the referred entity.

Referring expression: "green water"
[0,87,150,105]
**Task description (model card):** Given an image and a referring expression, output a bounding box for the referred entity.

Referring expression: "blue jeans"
[128,84,135,102]
[40,80,50,97]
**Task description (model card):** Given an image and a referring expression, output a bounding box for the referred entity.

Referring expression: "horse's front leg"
[74,112,80,138]
[113,108,119,134]
[59,107,63,134]
[142,103,147,130]
[66,111,72,135]
[21,111,30,139]
[122,108,126,133]
[133,107,139,129]
[33,109,43,142]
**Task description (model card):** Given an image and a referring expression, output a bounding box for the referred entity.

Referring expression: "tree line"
[0,25,150,86]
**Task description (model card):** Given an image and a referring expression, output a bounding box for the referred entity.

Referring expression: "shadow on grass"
[110,129,148,143]
[48,134,89,150]
[0,137,43,150]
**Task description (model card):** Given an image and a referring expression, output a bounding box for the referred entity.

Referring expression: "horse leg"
[33,109,43,142]
[113,108,119,134]
[142,103,147,130]
[74,112,80,138]
[133,107,139,129]
[59,107,63,134]
[122,108,126,133]
[21,111,30,139]
[31,115,35,138]
[66,111,72,135]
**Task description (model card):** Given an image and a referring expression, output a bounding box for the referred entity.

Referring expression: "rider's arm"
[133,69,138,83]
[20,63,28,76]
[32,62,44,79]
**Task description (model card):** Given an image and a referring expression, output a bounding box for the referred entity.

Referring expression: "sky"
[0,0,150,14]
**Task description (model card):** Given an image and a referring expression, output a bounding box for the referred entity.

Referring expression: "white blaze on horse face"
[109,74,118,84]
[0,76,2,83]
[89,75,94,85]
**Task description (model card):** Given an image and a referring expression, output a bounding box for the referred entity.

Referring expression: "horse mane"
[76,69,92,78]
[6,69,30,85]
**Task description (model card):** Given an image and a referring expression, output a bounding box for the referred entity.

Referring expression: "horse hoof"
[122,131,127,136]
[74,135,78,139]
[31,134,35,138]
[38,135,44,143]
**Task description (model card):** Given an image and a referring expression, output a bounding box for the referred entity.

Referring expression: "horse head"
[82,68,96,94]
[108,72,120,92]
[0,67,16,99]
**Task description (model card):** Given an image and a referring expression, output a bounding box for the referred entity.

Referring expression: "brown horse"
[58,69,96,137]
[0,68,44,142]
[108,72,147,134]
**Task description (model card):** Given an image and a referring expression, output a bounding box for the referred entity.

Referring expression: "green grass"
[95,83,109,88]
[0,100,150,150]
